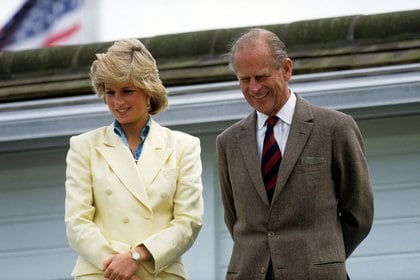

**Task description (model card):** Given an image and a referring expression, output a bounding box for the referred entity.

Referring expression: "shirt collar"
[257,89,296,129]
[113,116,151,144]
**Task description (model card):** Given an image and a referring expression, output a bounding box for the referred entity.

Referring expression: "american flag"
[0,0,90,51]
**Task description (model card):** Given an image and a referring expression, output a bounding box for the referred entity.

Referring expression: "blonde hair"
[90,38,168,115]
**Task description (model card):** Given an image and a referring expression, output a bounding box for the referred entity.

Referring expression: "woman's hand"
[103,252,139,280]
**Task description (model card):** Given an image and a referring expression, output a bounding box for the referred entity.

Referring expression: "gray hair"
[228,28,288,73]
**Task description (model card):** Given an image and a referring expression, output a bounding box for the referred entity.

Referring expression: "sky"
[95,0,420,41]
[1,0,420,43]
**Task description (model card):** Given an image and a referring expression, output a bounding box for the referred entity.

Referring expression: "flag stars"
[0,0,81,48]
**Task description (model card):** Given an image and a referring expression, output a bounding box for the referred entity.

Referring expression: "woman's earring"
[147,98,151,111]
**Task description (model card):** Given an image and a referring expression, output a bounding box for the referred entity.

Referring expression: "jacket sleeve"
[333,115,374,258]
[216,134,236,238]
[141,136,204,275]
[65,136,129,271]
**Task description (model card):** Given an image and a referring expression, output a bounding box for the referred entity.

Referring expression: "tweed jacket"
[216,95,373,280]
[65,120,203,279]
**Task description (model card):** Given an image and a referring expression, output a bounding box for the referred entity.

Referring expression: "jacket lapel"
[273,96,314,201]
[136,121,173,187]
[96,125,153,213]
[238,112,270,205]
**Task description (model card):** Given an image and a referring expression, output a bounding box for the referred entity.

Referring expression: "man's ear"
[282,58,293,81]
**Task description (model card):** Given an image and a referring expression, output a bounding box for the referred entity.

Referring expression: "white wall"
[1,64,420,279]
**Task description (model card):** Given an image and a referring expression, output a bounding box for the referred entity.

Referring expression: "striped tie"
[261,116,281,203]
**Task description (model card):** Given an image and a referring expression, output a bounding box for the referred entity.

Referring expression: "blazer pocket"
[313,261,347,280]
[71,257,102,276]
[298,156,326,173]
[226,271,240,280]
[163,168,178,178]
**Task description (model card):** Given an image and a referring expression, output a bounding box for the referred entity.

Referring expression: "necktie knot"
[266,116,279,128]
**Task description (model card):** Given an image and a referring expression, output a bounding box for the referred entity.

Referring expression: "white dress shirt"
[256,89,297,162]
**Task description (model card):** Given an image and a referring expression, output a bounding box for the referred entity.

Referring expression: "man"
[216,28,374,279]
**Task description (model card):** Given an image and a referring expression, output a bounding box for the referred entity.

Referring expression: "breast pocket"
[149,168,179,206]
[298,156,327,173]
[163,168,178,179]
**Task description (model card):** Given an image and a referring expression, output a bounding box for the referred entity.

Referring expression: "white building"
[1,9,420,279]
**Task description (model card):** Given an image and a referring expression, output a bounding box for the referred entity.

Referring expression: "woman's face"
[104,82,149,127]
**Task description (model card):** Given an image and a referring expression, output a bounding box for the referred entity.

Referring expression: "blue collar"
[113,117,151,161]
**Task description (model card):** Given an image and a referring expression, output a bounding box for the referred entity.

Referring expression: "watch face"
[132,250,140,261]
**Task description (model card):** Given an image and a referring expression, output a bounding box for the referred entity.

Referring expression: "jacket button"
[122,217,130,223]
[105,189,112,195]
[260,266,266,274]
[268,231,275,237]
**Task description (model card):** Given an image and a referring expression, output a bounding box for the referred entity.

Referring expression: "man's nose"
[249,79,262,93]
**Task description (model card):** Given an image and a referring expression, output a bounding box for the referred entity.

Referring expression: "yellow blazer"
[65,120,204,279]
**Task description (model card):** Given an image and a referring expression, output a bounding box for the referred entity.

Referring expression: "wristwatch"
[130,248,142,263]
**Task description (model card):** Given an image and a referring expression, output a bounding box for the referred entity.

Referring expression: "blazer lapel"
[238,112,270,205]
[96,125,153,213]
[273,96,314,201]
[136,121,173,187]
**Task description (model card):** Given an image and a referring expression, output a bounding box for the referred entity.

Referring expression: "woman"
[65,38,204,280]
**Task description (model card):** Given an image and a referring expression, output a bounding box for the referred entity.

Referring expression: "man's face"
[234,45,292,116]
